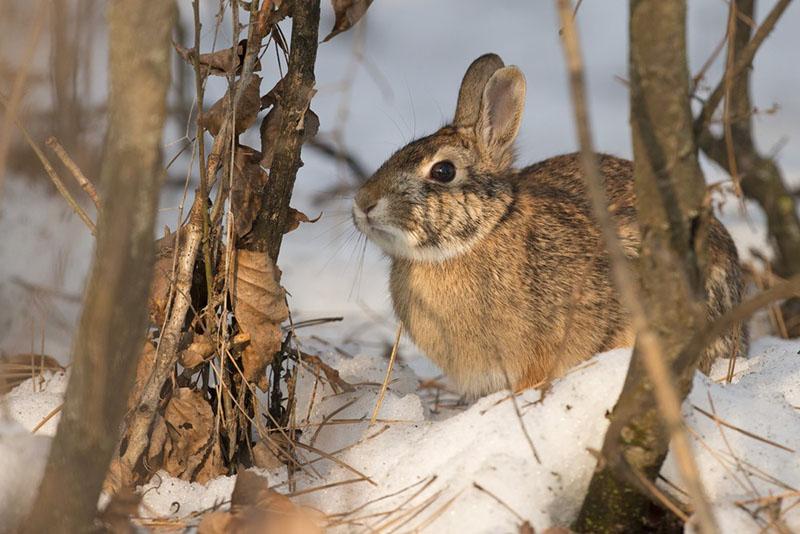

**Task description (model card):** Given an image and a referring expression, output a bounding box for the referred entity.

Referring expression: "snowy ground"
[2,336,799,532]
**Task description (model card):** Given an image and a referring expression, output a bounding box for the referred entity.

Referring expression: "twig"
[0,96,96,235]
[692,403,795,453]
[307,136,370,182]
[556,1,718,532]
[45,136,101,209]
[630,467,691,523]
[694,0,793,135]
[472,482,526,523]
[31,402,64,434]
[370,322,402,425]
[722,0,743,196]
[673,273,800,374]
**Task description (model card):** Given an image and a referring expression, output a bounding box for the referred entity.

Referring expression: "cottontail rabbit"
[353,53,747,397]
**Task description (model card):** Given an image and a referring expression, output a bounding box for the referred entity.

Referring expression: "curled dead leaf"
[230,147,269,238]
[201,76,262,136]
[161,388,224,482]
[179,335,215,369]
[231,250,288,384]
[323,0,374,42]
[298,352,354,393]
[260,77,318,170]
[174,39,260,77]
[148,254,173,326]
[284,208,320,235]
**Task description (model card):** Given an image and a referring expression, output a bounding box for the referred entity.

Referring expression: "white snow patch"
[3,371,68,436]
[3,340,800,532]
[0,420,51,534]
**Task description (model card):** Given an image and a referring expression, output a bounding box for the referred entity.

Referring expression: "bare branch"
[46,136,101,209]
[694,0,792,135]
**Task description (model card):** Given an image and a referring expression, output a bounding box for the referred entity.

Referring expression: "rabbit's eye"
[429,161,456,183]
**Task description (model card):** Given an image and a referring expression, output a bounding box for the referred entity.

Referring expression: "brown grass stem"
[370,322,402,425]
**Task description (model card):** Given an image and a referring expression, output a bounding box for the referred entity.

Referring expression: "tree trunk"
[575,1,715,531]
[21,1,174,532]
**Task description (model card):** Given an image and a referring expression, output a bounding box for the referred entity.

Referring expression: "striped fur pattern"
[352,54,747,397]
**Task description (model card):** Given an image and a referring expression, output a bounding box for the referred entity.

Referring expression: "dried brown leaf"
[174,39,260,77]
[197,512,233,534]
[299,352,354,393]
[323,0,374,42]
[284,208,320,235]
[97,487,141,534]
[231,470,271,506]
[198,471,322,534]
[201,76,262,136]
[230,147,269,238]
[259,78,318,170]
[103,458,129,496]
[161,388,224,482]
[303,108,320,141]
[146,413,168,465]
[232,250,288,383]
[179,335,215,368]
[252,440,287,470]
[148,254,173,326]
[259,105,282,169]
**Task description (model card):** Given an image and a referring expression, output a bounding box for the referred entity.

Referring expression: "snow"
[3,338,799,532]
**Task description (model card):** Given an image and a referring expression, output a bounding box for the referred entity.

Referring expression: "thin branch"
[45,136,101,209]
[307,137,369,182]
[694,0,792,135]
[0,96,96,234]
[673,273,800,373]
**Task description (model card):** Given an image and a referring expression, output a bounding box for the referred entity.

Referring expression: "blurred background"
[1,0,798,366]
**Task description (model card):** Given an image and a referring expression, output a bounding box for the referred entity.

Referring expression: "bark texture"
[21,1,174,531]
[575,1,713,531]
[242,0,320,260]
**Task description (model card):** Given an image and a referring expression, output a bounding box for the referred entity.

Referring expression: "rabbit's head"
[353,54,527,262]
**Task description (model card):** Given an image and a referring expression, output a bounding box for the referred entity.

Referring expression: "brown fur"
[352,55,747,396]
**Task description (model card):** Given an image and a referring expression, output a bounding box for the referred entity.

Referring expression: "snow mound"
[3,339,800,532]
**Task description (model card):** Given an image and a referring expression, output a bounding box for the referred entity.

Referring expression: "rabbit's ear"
[454,54,505,127]
[476,66,526,159]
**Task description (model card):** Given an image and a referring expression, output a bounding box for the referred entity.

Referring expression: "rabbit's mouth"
[352,202,418,258]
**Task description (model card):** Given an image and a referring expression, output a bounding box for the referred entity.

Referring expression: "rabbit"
[352,53,747,397]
